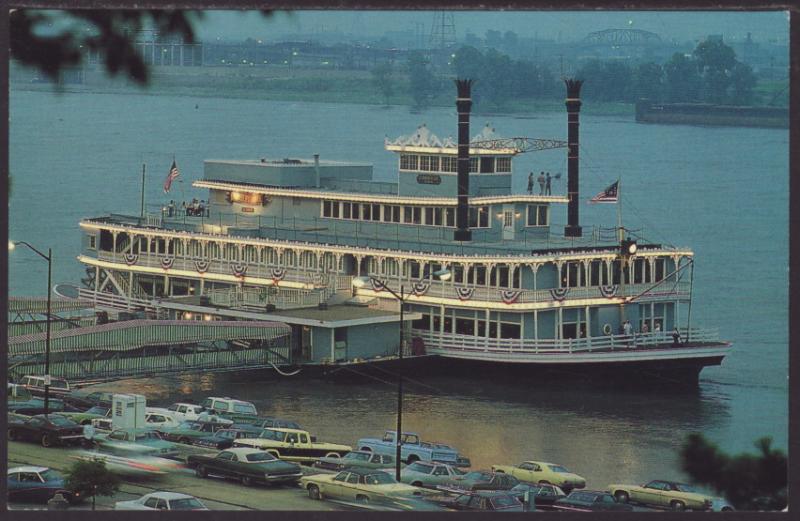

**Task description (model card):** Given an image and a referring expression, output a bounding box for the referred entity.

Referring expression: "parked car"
[233,427,351,464]
[91,417,113,432]
[7,466,79,504]
[18,375,72,399]
[159,420,230,444]
[357,430,470,467]
[399,461,466,488]
[63,390,114,410]
[301,467,425,504]
[187,447,303,486]
[492,460,586,492]
[509,482,567,511]
[8,384,72,415]
[114,491,208,510]
[59,405,111,425]
[200,396,258,422]
[166,402,205,422]
[313,450,397,472]
[443,470,519,492]
[552,490,634,512]
[431,490,524,512]
[192,427,262,450]
[7,414,86,448]
[143,409,180,429]
[608,479,714,511]
[92,428,180,459]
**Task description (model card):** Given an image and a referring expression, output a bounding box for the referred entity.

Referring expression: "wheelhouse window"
[441,156,457,172]
[527,204,549,226]
[88,234,96,250]
[496,157,512,173]
[479,156,494,173]
[399,154,418,171]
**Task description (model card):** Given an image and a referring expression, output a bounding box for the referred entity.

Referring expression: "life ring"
[603,323,613,335]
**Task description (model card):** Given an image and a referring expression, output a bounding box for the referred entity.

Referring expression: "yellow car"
[491,461,586,492]
[300,467,426,505]
[232,427,351,463]
[607,480,714,511]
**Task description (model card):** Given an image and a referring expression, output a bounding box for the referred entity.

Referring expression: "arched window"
[321,252,337,271]
[282,250,296,267]
[243,245,258,263]
[223,243,238,261]
[299,251,317,269]
[207,242,221,260]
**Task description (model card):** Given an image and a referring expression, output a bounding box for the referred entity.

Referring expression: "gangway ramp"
[8,319,291,382]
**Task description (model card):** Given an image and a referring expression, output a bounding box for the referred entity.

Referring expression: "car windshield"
[364,473,395,485]
[39,469,61,482]
[51,379,69,389]
[168,498,205,510]
[346,453,371,461]
[465,472,492,481]
[245,452,277,463]
[47,415,74,426]
[233,403,256,414]
[258,429,285,441]
[549,465,570,473]
[512,484,541,493]
[491,495,519,509]
[569,492,596,502]
[675,483,697,493]
[86,406,109,415]
[135,432,160,441]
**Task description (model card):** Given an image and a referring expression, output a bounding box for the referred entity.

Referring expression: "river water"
[8,88,788,491]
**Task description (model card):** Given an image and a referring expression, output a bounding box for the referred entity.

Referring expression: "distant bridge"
[582,29,663,46]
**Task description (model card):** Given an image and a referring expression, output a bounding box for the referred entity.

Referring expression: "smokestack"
[314,153,320,188]
[564,78,584,238]
[454,79,473,242]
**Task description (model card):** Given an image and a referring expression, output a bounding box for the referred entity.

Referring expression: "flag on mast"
[589,180,619,203]
[163,160,180,193]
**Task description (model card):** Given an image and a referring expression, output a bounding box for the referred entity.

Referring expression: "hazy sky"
[195,10,789,44]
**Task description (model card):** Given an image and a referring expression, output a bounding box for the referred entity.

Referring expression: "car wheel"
[241,475,254,487]
[41,433,53,448]
[307,485,321,500]
[196,465,208,478]
[359,447,372,452]
[411,481,423,488]
[670,500,686,511]
[406,455,420,464]
[356,495,369,504]
[614,491,629,504]
[325,452,340,458]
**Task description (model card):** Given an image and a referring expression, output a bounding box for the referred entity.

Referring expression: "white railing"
[96,251,353,291]
[78,288,160,314]
[414,327,721,355]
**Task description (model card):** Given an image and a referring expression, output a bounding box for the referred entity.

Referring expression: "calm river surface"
[8,89,788,490]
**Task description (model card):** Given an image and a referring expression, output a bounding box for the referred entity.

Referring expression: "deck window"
[88,235,96,250]
[633,258,651,284]
[469,157,479,173]
[433,208,443,226]
[654,258,665,282]
[361,204,371,220]
[527,204,549,226]
[455,318,475,336]
[496,157,512,173]
[412,314,430,331]
[343,202,352,219]
[424,207,434,225]
[468,206,490,228]
[479,157,494,173]
[351,203,360,220]
[589,260,608,286]
[403,206,413,223]
[441,156,457,172]
[499,322,520,339]
[561,261,585,288]
[445,208,455,227]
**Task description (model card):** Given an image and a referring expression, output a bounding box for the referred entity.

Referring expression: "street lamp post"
[9,241,52,415]
[353,270,450,482]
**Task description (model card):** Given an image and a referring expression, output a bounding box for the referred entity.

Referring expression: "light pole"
[9,241,52,415]
[353,269,451,481]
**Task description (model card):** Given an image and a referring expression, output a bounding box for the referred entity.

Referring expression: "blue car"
[7,466,79,504]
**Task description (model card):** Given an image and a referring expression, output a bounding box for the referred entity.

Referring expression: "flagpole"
[616,177,623,242]
[140,163,146,219]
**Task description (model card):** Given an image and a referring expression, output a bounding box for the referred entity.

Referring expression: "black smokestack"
[564,78,583,238]
[454,78,473,242]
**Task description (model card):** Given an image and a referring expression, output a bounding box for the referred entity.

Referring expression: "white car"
[114,491,208,510]
[145,408,180,429]
[166,403,205,422]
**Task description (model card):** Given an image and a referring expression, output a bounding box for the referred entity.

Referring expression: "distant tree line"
[577,39,757,105]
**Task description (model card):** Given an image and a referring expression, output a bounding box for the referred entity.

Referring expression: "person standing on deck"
[641,322,649,334]
[527,172,534,194]
[538,171,546,195]
[672,327,682,346]
[623,320,633,347]
[545,172,552,195]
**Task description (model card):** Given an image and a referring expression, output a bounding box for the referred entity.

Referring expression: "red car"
[8,414,86,448]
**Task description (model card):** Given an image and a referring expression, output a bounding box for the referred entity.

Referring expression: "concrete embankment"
[7,441,341,511]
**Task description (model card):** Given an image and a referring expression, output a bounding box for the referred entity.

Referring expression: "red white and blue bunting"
[412,279,430,297]
[160,257,175,270]
[231,263,248,278]
[455,286,474,301]
[370,278,388,292]
[271,267,286,282]
[195,259,210,273]
[124,253,138,266]
[500,289,522,305]
[599,284,619,298]
[550,287,570,301]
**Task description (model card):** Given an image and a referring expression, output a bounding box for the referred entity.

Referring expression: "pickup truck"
[232,427,351,464]
[357,431,471,468]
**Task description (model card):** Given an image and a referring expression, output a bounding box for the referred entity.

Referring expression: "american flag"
[163,160,180,193]
[589,180,619,203]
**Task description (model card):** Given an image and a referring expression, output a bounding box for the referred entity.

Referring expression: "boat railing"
[77,288,160,314]
[204,286,330,310]
[414,327,722,354]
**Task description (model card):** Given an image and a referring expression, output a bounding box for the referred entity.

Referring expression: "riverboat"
[74,78,730,383]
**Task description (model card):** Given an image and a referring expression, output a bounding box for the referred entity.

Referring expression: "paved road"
[7,441,341,511]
